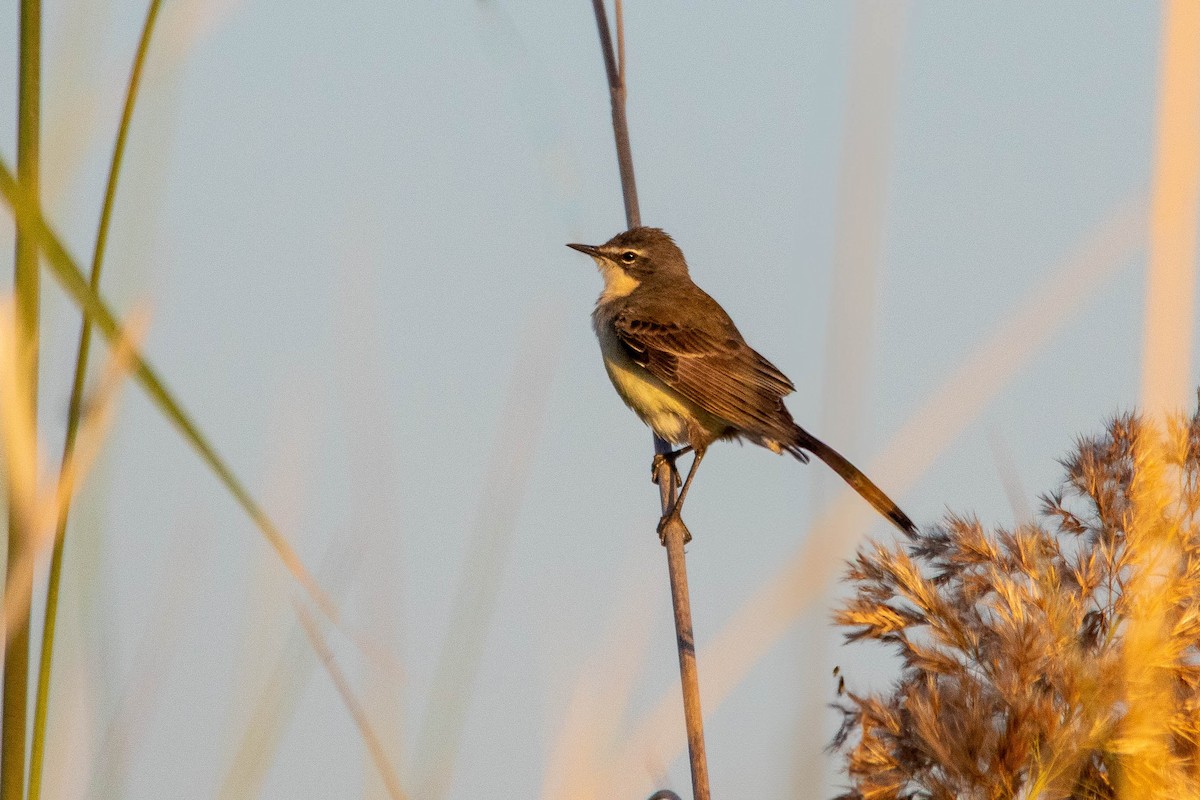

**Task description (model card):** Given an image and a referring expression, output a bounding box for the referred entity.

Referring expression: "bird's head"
[567,227,689,301]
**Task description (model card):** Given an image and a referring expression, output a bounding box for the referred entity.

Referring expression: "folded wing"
[612,309,797,443]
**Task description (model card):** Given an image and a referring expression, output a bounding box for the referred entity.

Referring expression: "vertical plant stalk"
[1141,0,1200,418]
[5,1,41,797]
[1123,3,1200,797]
[588,3,711,799]
[26,2,164,797]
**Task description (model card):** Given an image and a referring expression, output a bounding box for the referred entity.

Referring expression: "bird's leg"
[651,445,693,487]
[672,446,705,515]
[657,446,706,545]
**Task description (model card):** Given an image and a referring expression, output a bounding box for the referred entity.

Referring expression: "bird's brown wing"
[612,304,797,440]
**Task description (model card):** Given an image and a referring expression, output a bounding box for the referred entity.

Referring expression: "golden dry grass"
[832,404,1200,799]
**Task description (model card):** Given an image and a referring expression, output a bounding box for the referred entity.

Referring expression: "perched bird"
[567,226,916,541]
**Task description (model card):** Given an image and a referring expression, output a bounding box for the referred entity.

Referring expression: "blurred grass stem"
[4,1,41,797]
[1121,4,1200,796]
[27,2,163,798]
[294,601,405,800]
[588,2,711,798]
[413,314,560,800]
[1141,0,1200,418]
[0,159,342,642]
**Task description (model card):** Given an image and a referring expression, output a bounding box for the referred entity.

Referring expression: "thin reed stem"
[294,601,406,800]
[660,520,709,800]
[588,3,711,798]
[590,0,640,229]
[4,1,41,797]
[27,2,164,797]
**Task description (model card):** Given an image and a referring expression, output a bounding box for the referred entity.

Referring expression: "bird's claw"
[657,511,691,546]
[651,453,668,484]
[651,452,681,487]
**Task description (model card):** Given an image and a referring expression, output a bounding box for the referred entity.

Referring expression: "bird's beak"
[566,242,602,258]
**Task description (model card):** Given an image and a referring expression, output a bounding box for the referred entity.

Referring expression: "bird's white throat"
[596,261,641,302]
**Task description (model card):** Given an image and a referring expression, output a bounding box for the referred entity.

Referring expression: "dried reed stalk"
[587,2,710,798]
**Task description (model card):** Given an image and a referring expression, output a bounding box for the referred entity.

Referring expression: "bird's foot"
[651,447,692,487]
[656,511,691,546]
[651,453,678,487]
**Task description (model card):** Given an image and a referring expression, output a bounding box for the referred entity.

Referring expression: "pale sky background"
[0,1,1195,798]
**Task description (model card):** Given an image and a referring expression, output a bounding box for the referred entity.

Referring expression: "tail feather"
[786,430,916,536]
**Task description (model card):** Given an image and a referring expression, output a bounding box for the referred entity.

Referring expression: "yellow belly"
[595,323,720,445]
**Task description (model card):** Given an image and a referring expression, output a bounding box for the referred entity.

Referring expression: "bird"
[567,226,916,542]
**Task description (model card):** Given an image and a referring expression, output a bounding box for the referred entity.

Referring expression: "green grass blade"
[27,2,163,797]
[5,1,41,797]
[0,159,342,632]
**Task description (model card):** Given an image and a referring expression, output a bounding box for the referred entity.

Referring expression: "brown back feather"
[611,280,799,443]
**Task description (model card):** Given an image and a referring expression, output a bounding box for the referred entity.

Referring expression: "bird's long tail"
[785,429,916,536]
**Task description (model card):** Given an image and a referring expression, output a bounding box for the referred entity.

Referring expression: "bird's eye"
[621,251,637,263]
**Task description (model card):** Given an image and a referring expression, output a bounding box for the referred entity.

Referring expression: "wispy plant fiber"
[833,401,1200,800]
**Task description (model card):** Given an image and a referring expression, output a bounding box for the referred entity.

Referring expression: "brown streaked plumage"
[568,226,916,539]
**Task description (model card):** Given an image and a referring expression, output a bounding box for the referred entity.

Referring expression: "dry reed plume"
[832,397,1200,799]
